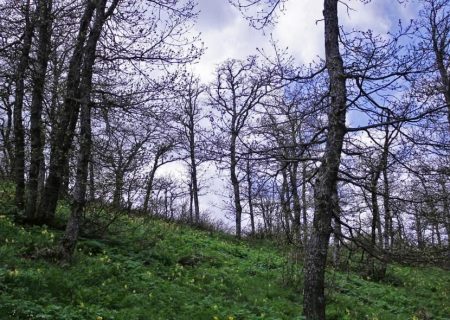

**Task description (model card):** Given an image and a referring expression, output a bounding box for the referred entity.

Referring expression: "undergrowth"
[0,199,449,319]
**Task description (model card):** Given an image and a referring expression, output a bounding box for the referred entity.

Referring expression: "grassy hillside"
[0,205,449,319]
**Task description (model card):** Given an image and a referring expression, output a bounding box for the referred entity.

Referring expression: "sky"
[192,0,417,82]
[160,0,420,229]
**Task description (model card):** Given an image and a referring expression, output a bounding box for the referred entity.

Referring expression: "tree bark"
[0,82,14,177]
[36,0,96,224]
[112,170,123,208]
[143,149,166,213]
[13,0,35,211]
[59,84,92,260]
[290,161,302,243]
[332,188,341,268]
[301,163,308,245]
[230,132,243,239]
[188,114,200,223]
[382,162,391,250]
[280,164,292,237]
[429,1,450,131]
[440,179,450,246]
[26,0,53,221]
[59,0,119,260]
[370,172,382,249]
[246,154,255,235]
[303,0,347,318]
[89,155,95,201]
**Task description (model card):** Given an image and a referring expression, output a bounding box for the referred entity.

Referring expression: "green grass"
[0,208,449,319]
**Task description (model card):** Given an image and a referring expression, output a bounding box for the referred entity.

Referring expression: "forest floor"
[0,197,449,319]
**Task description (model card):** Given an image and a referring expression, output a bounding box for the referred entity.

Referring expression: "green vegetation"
[0,205,449,320]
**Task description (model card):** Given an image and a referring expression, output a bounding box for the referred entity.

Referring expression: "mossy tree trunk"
[303,0,347,318]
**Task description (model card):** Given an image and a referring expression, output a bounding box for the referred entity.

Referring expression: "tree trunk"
[430,2,450,132]
[89,156,95,201]
[301,163,308,245]
[280,164,292,237]
[112,170,123,208]
[370,173,382,249]
[303,0,347,318]
[26,0,53,221]
[290,161,302,244]
[36,1,96,224]
[440,179,450,246]
[380,118,392,250]
[382,166,391,249]
[59,86,92,261]
[246,155,255,235]
[143,153,163,213]
[415,208,425,249]
[59,0,118,260]
[188,181,193,222]
[332,188,341,268]
[189,122,200,223]
[0,84,14,177]
[230,132,243,239]
[37,155,45,206]
[13,0,35,211]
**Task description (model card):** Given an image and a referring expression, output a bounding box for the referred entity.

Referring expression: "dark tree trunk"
[380,118,392,250]
[59,87,92,261]
[189,120,200,223]
[37,155,45,205]
[382,166,391,249]
[440,180,450,246]
[36,1,97,224]
[303,0,347,318]
[368,170,386,279]
[13,0,35,211]
[188,181,193,222]
[429,1,450,131]
[301,163,308,245]
[26,0,53,221]
[370,173,382,249]
[230,132,243,239]
[415,209,425,249]
[290,161,302,243]
[280,164,292,237]
[332,188,341,268]
[143,153,163,213]
[89,156,95,201]
[246,155,255,235]
[435,224,442,247]
[59,0,119,260]
[112,170,123,208]
[0,83,14,177]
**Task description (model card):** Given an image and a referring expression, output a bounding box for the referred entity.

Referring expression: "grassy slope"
[0,208,449,320]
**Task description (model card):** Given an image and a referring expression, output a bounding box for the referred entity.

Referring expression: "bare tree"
[175,74,205,223]
[208,56,276,238]
[59,0,120,260]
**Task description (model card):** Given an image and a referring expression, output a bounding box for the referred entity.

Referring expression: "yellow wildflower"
[8,269,19,277]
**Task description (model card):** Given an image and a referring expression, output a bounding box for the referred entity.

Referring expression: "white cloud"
[272,0,324,64]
